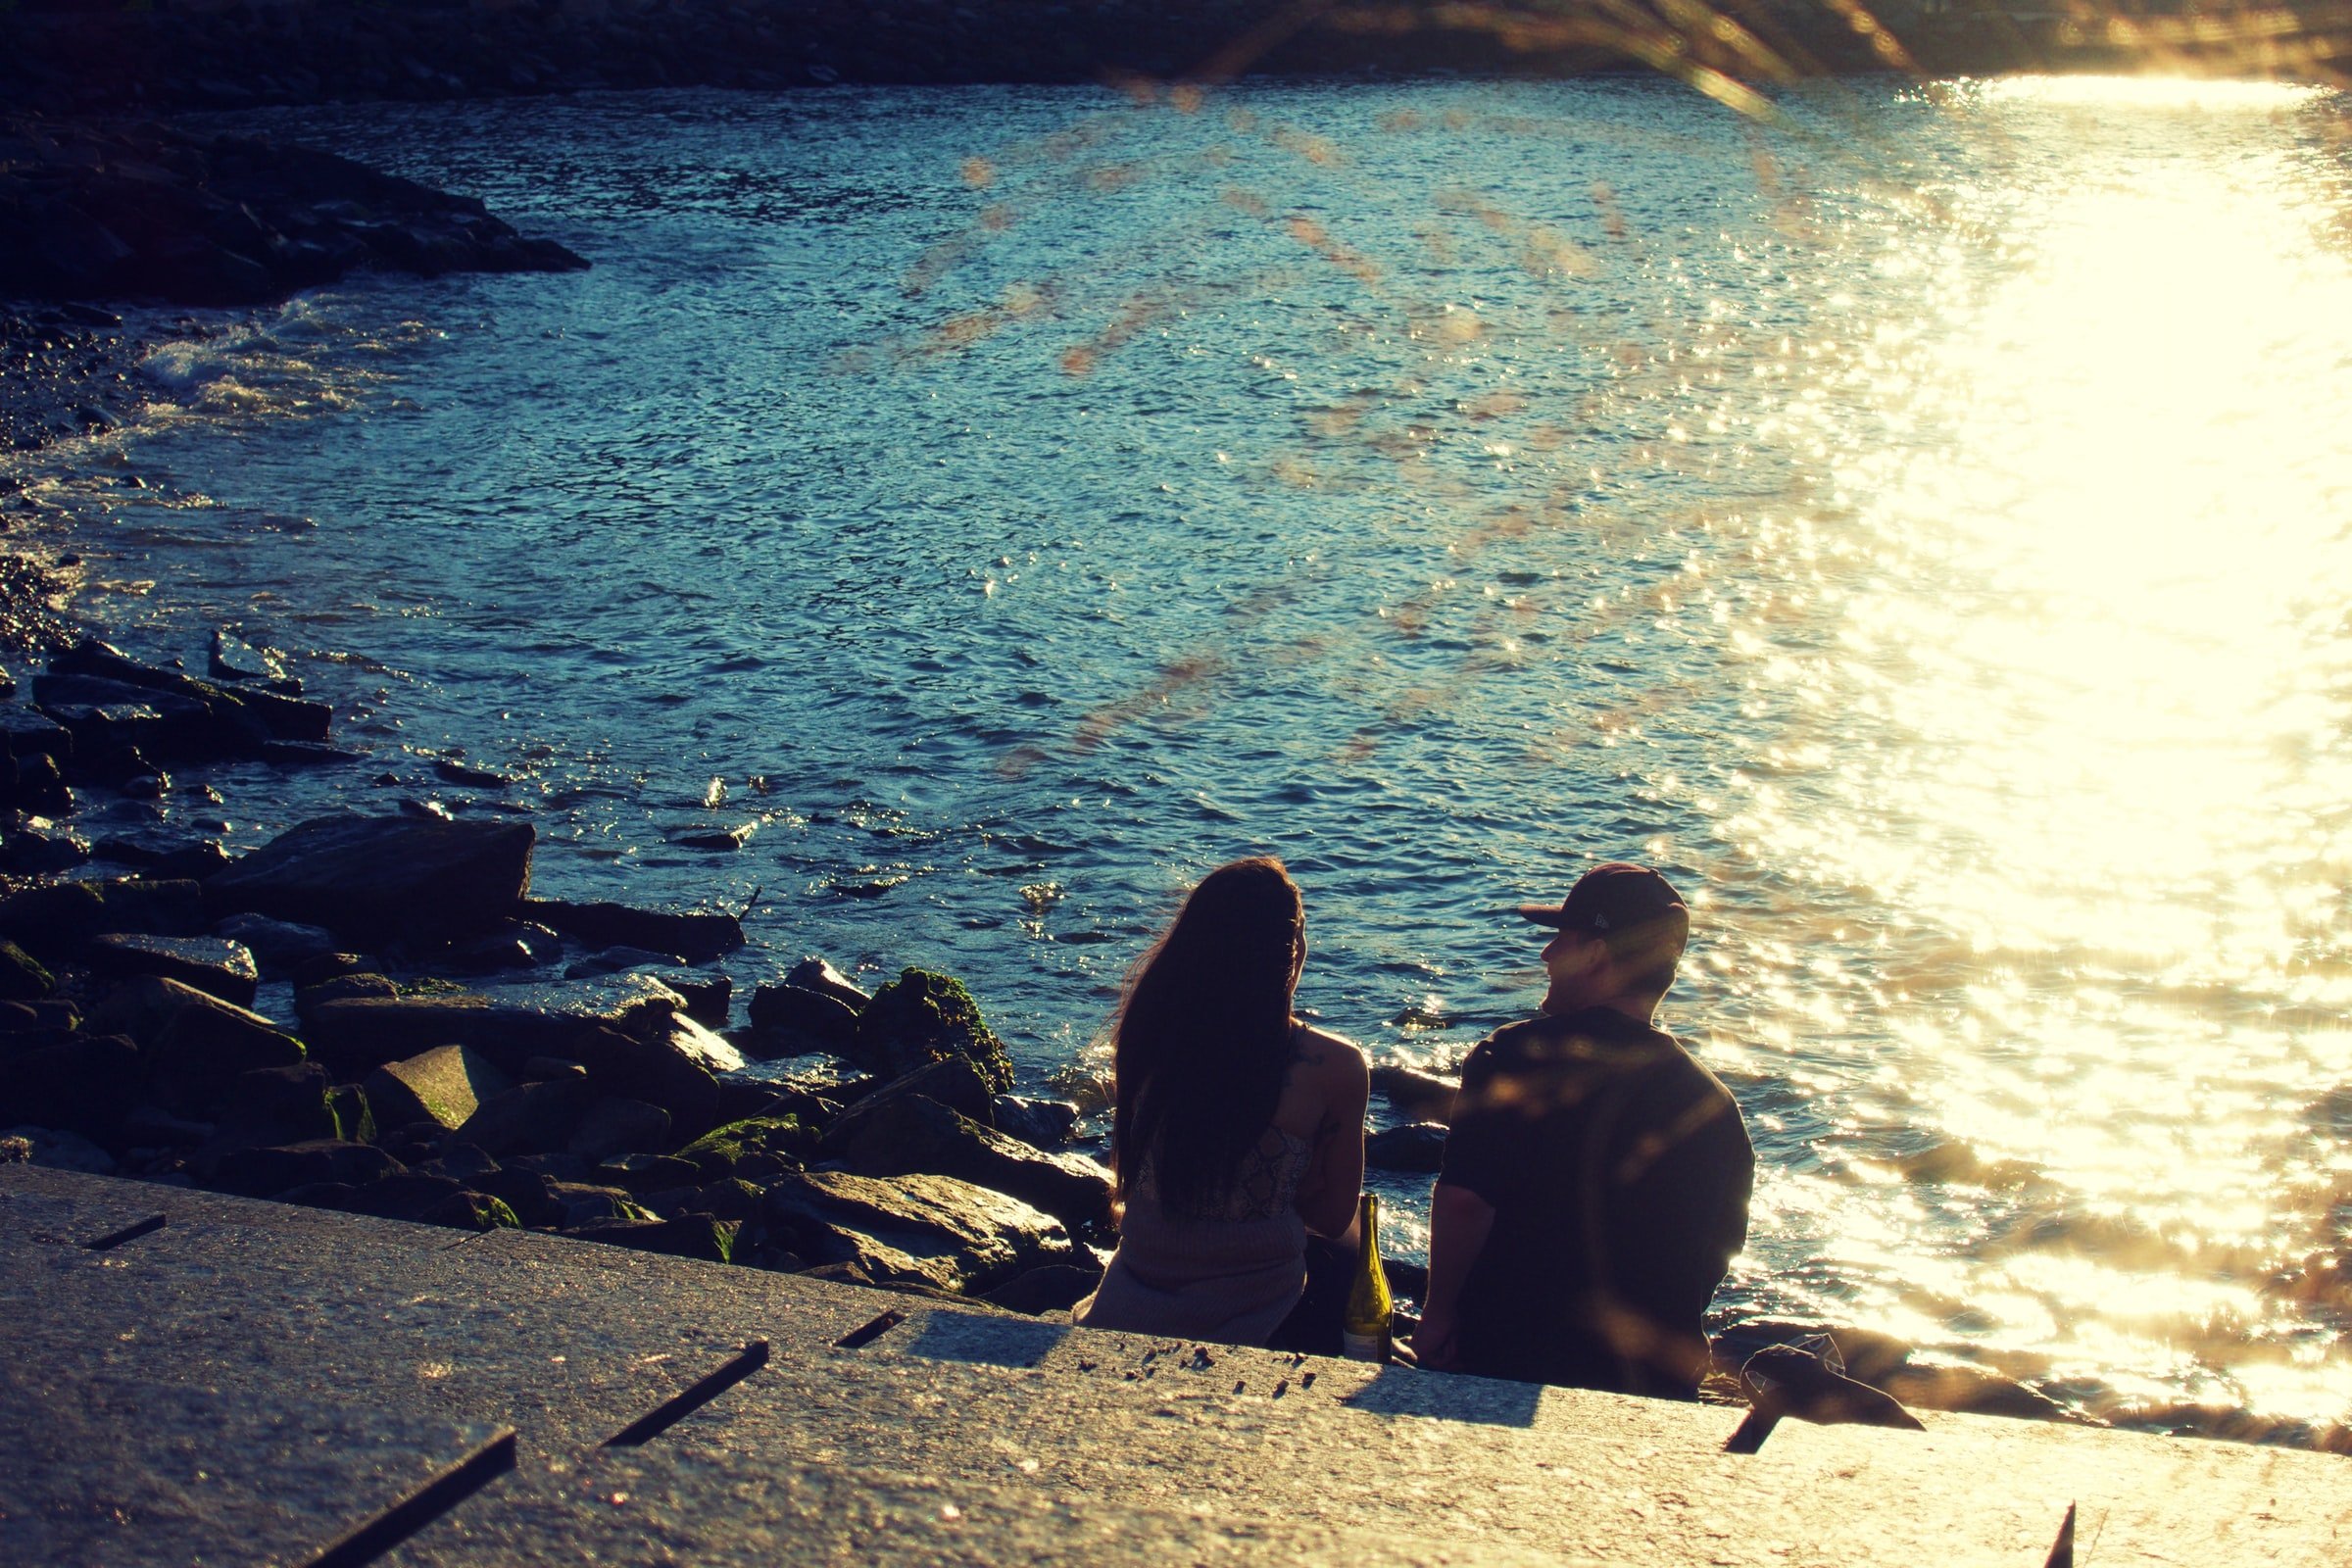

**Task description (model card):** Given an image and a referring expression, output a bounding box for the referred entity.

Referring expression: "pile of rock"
[0,111,588,308]
[0,635,1113,1316]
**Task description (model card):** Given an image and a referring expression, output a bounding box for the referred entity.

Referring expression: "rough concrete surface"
[1,1165,2343,1566]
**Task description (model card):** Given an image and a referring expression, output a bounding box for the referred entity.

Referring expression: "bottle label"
[1342,1331,1389,1363]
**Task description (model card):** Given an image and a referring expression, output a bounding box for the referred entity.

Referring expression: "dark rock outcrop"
[206,813,534,946]
[0,113,588,309]
[1366,1121,1448,1173]
[765,1169,1075,1296]
[819,1091,1113,1232]
[849,967,1013,1094]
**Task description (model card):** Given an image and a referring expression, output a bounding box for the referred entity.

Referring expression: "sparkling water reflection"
[16,74,2350,1437]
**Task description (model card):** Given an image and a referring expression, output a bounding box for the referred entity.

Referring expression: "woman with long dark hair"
[1072,856,1369,1347]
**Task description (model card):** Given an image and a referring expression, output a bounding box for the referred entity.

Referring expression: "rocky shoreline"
[1,631,2345,1448]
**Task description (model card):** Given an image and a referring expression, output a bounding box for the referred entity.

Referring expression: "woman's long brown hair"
[1109,856,1305,1217]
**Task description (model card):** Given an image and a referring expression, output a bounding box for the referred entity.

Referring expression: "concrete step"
[2,1165,2343,1566]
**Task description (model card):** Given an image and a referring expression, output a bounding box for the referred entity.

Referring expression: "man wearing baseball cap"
[1412,862,1753,1397]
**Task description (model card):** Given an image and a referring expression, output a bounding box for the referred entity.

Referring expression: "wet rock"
[669,821,758,852]
[745,981,858,1051]
[431,757,511,789]
[451,1076,593,1157]
[49,639,328,744]
[567,1096,671,1162]
[1370,1063,1459,1124]
[212,913,341,976]
[437,919,563,974]
[564,945,688,979]
[34,669,260,760]
[0,816,88,874]
[288,951,381,989]
[979,1261,1105,1315]
[0,1032,140,1143]
[1366,1121,1448,1173]
[0,939,56,1001]
[990,1095,1080,1151]
[569,1213,736,1264]
[365,1044,513,1135]
[786,956,870,1010]
[819,1092,1114,1231]
[212,1138,401,1198]
[524,896,742,962]
[763,1169,1074,1295]
[85,932,260,1007]
[89,835,231,880]
[8,753,72,818]
[207,630,292,688]
[0,705,72,764]
[849,968,1013,1094]
[677,1115,811,1183]
[295,974,400,1025]
[657,971,730,1026]
[205,813,534,946]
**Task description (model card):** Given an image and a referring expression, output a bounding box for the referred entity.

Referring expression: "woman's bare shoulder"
[1291,1023,1370,1084]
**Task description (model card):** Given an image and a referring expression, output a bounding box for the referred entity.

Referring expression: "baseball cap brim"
[1516,902,1572,927]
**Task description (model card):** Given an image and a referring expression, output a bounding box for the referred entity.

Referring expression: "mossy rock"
[677,1114,810,1181]
[423,1191,521,1232]
[327,1083,376,1145]
[0,940,56,1001]
[850,968,1013,1094]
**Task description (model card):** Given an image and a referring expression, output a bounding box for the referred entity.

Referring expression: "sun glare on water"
[1720,78,2352,1423]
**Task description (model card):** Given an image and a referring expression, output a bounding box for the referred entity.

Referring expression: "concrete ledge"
[2,1166,2344,1565]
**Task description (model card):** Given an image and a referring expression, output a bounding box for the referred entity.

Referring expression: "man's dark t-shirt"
[1438,1007,1752,1397]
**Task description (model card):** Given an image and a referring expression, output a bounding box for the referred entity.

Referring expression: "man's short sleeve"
[1437,1032,1533,1207]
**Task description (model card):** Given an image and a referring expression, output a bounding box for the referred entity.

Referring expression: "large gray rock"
[452,1077,593,1158]
[205,813,534,946]
[818,1093,1113,1231]
[366,1045,513,1135]
[80,975,304,1116]
[197,1062,341,1168]
[764,1169,1074,1295]
[85,933,259,1008]
[47,638,328,744]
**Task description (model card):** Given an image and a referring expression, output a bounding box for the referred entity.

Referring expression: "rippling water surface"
[18,74,2352,1436]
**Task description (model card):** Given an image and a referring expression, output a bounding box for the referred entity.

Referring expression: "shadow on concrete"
[1342,1364,1544,1428]
[903,1313,1072,1369]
